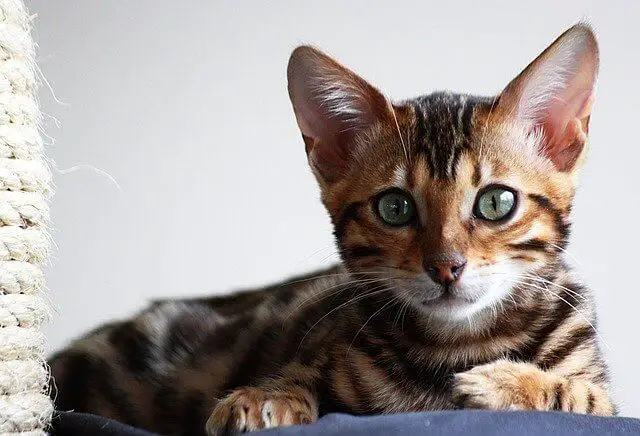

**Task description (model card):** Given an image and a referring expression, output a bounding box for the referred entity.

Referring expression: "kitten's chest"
[325,326,523,414]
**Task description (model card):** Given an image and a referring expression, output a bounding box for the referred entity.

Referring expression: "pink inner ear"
[309,136,351,177]
[298,101,362,179]
[297,95,358,175]
[540,90,594,171]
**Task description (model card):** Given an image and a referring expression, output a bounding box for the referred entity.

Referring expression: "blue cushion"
[51,410,640,436]
[259,411,640,435]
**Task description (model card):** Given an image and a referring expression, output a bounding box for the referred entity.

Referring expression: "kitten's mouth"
[420,284,476,307]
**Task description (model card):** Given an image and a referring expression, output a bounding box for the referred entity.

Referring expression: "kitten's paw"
[205,387,317,434]
[452,360,559,411]
[452,360,613,415]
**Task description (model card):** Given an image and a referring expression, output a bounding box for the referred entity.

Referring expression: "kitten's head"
[287,25,598,326]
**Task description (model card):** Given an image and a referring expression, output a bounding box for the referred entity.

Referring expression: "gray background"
[28,1,639,417]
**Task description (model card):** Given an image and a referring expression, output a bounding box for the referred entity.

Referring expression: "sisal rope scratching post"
[0,0,53,434]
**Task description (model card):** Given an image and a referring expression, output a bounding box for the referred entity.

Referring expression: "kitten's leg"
[452,359,614,415]
[205,384,318,434]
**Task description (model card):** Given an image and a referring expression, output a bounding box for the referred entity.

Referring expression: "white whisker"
[389,100,410,165]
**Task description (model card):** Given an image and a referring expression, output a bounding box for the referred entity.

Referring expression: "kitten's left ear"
[497,24,599,172]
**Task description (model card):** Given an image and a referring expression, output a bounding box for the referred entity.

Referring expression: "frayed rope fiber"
[0,0,53,434]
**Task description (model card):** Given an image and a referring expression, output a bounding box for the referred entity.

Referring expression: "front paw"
[452,360,613,415]
[205,387,317,434]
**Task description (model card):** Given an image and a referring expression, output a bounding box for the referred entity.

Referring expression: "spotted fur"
[49,24,613,436]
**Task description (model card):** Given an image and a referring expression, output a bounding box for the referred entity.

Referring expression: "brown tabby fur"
[49,24,614,435]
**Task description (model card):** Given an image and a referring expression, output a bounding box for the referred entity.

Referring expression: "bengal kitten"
[49,24,614,435]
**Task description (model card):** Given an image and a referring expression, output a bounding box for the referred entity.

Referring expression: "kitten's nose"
[425,254,467,285]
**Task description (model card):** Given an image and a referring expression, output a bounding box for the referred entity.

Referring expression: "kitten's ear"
[497,24,599,172]
[287,46,391,182]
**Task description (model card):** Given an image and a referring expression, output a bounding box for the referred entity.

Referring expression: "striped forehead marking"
[410,92,492,181]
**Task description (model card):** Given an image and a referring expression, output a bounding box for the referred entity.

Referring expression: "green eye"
[376,190,415,226]
[475,186,517,221]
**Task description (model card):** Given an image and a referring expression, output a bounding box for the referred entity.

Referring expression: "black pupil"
[390,198,403,216]
[491,194,498,211]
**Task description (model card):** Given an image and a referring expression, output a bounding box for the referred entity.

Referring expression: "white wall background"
[28,0,640,417]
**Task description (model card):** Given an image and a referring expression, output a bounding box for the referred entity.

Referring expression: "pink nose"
[426,256,466,285]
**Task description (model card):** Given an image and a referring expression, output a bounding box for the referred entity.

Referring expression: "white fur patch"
[392,165,406,187]
[512,221,544,245]
[460,188,477,220]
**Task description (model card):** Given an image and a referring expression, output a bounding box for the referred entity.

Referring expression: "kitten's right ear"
[287,46,391,183]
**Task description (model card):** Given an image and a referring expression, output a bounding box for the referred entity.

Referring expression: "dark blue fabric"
[52,410,640,436]
[259,411,640,435]
[51,412,158,436]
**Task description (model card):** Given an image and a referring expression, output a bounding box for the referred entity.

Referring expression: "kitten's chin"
[416,281,512,324]
[422,294,491,322]
[419,292,479,318]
